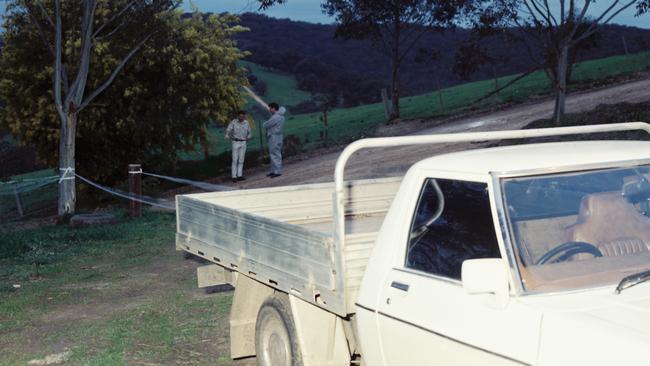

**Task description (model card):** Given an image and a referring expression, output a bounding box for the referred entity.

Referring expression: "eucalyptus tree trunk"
[553,45,569,125]
[58,112,77,216]
[53,0,92,216]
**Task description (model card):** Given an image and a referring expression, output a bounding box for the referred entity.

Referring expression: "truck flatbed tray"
[176,177,400,315]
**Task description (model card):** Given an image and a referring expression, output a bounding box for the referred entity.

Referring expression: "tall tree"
[0,2,248,215]
[481,0,649,124]
[3,0,178,216]
[322,0,474,120]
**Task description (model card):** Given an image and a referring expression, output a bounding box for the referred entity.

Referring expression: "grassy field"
[189,51,650,161]
[0,211,248,365]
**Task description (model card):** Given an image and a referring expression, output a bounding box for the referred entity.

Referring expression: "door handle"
[390,281,409,292]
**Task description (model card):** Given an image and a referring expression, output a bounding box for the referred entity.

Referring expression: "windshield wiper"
[615,270,650,294]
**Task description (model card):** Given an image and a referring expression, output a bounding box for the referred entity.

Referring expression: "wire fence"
[0,168,232,222]
[0,176,59,221]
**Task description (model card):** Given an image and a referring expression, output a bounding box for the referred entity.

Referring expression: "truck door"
[375,178,540,366]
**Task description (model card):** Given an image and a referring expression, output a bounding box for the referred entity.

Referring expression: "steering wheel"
[535,241,603,265]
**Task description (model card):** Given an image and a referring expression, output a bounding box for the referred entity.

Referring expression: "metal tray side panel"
[176,177,402,316]
[176,195,338,298]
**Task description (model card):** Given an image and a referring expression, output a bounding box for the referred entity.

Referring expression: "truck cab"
[356,140,650,366]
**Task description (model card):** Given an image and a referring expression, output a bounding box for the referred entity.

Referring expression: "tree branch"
[21,1,70,94]
[525,0,554,27]
[92,0,136,38]
[570,0,637,46]
[34,0,55,28]
[398,26,431,65]
[472,68,538,105]
[95,16,129,41]
[77,33,154,112]
[66,0,97,108]
[23,2,55,56]
[565,0,594,42]
[53,0,65,121]
[540,0,559,26]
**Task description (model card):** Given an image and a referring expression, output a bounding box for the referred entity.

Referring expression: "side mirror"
[462,258,510,307]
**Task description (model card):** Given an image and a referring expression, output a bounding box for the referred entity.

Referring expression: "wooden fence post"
[128,164,142,218]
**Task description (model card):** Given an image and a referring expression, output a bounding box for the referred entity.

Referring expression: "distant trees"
[292,56,383,107]
[245,46,383,109]
[237,12,650,110]
[322,0,476,120]
[0,1,247,215]
[476,0,650,124]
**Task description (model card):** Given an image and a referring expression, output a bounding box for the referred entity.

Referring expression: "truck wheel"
[255,294,303,366]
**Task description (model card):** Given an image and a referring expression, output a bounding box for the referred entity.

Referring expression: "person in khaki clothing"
[225,111,252,183]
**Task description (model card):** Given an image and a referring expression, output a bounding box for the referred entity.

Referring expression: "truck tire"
[255,294,303,366]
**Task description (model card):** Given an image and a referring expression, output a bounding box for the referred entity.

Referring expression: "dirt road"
[236,76,650,188]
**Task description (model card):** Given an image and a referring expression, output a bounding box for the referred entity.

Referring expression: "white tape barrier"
[2,175,58,183]
[58,167,75,183]
[0,176,58,196]
[141,171,234,192]
[75,174,175,210]
[3,168,229,210]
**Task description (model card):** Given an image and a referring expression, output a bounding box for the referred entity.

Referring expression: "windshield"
[502,165,650,293]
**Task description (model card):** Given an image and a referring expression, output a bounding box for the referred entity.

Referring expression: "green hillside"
[241,61,311,107]
[188,50,650,161]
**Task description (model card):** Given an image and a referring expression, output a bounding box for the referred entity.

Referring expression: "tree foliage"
[237,13,650,104]
[0,2,248,185]
[322,0,476,120]
[464,0,650,124]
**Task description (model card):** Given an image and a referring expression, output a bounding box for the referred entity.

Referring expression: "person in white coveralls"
[225,110,252,183]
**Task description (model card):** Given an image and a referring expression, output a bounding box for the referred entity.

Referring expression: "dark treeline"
[237,13,650,109]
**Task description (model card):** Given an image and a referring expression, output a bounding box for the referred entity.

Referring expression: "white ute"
[176,122,650,366]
